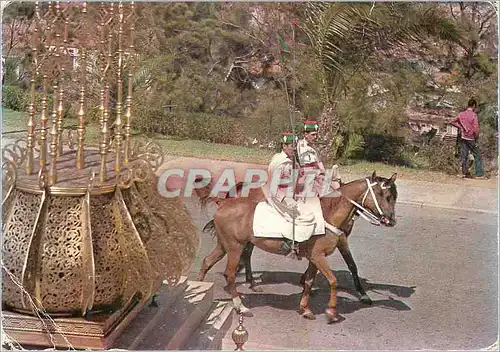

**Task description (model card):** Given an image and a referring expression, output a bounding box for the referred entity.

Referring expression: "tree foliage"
[3,2,497,174]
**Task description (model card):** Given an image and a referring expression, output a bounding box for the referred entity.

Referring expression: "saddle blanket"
[253,197,326,242]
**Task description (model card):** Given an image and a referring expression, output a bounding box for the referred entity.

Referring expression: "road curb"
[397,200,498,214]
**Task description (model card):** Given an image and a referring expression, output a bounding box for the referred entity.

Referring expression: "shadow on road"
[235,270,415,315]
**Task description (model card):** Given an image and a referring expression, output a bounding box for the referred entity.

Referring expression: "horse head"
[360,171,398,227]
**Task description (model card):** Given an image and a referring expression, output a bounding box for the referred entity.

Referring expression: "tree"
[2,1,36,85]
[299,2,455,161]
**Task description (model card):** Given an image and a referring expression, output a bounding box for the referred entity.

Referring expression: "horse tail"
[202,219,217,238]
[192,177,219,210]
[194,180,245,210]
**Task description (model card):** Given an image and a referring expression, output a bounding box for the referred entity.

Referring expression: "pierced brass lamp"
[2,2,199,349]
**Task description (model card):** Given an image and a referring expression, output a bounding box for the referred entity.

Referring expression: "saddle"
[251,185,321,242]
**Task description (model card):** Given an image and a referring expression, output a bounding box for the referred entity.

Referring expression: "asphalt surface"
[184,198,498,351]
[2,137,497,349]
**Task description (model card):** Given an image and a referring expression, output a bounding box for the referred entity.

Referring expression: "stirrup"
[285,245,301,260]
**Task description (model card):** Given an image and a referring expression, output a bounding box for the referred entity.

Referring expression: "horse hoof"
[301,310,316,320]
[360,294,373,305]
[325,309,344,324]
[250,284,263,292]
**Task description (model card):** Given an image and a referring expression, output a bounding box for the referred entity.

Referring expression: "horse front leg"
[240,242,263,292]
[337,234,372,305]
[299,261,317,320]
[224,245,253,317]
[313,255,344,324]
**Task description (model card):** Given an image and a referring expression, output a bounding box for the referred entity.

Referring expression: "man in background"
[449,98,486,179]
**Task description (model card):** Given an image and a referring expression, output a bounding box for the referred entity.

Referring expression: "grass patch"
[2,108,101,144]
[1,108,29,132]
[153,135,275,164]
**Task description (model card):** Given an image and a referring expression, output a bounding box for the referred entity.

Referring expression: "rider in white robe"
[267,132,296,202]
[296,120,326,200]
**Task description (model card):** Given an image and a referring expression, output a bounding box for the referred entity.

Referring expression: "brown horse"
[195,171,398,323]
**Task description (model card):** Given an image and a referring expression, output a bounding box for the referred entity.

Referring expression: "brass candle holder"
[1,2,200,349]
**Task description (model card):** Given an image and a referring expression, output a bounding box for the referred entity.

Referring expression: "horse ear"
[371,170,377,180]
[390,173,397,182]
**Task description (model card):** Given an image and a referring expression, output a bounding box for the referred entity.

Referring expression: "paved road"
[183,199,498,350]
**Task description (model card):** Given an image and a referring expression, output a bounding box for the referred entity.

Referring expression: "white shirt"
[268,151,293,187]
[297,138,319,165]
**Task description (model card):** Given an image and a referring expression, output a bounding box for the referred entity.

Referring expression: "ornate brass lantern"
[2,2,199,348]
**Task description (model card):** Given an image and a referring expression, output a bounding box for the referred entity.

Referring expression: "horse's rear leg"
[224,245,253,317]
[337,234,372,305]
[299,261,317,320]
[197,242,226,282]
[313,255,344,324]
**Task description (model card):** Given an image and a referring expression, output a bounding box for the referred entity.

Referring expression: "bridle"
[350,178,388,226]
[326,178,391,227]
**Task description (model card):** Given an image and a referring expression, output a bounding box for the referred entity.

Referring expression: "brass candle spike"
[76,79,86,169]
[99,86,110,183]
[56,72,65,156]
[39,74,49,171]
[49,83,59,185]
[26,4,40,176]
[76,3,88,169]
[114,2,125,173]
[124,1,136,165]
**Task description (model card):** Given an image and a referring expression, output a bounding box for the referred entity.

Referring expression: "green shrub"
[2,85,55,113]
[414,141,461,175]
[2,85,29,111]
[132,107,245,145]
[343,133,365,159]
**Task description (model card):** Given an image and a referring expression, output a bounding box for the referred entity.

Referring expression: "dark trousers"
[460,138,484,177]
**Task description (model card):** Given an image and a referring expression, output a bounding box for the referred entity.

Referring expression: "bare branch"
[219,20,267,47]
[207,59,222,76]
[479,11,496,34]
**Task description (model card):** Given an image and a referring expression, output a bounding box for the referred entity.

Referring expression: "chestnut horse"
[195,171,398,323]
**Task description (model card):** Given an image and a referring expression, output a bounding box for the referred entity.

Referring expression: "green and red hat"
[282,132,296,145]
[302,120,319,132]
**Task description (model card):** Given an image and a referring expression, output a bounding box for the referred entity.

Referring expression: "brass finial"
[232,313,249,351]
